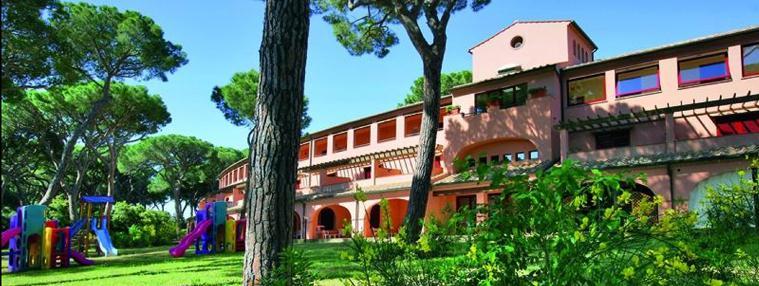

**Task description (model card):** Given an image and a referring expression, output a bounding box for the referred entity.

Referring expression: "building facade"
[206,20,759,239]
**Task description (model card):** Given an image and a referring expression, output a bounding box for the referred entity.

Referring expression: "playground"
[1,242,358,286]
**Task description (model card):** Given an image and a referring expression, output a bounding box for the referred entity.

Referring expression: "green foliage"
[399,70,472,106]
[46,195,71,226]
[119,135,242,228]
[50,2,187,82]
[260,247,318,286]
[1,0,61,100]
[211,68,312,130]
[343,162,759,285]
[692,170,759,284]
[316,0,491,58]
[110,202,176,247]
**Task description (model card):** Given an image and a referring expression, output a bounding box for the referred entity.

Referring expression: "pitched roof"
[468,20,598,53]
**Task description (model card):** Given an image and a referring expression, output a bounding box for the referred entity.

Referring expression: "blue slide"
[91,217,118,256]
[69,219,85,237]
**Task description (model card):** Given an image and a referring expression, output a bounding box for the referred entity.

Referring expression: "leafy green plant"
[111,202,176,247]
[260,247,317,286]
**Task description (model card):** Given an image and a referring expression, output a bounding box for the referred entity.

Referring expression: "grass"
[1,241,360,286]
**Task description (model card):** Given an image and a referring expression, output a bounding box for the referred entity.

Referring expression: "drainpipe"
[302,202,307,239]
[752,167,758,233]
[667,163,675,210]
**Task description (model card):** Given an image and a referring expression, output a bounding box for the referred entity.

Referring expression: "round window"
[510,36,524,49]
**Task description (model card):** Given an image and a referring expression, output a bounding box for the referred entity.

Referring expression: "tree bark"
[403,57,443,242]
[242,0,310,284]
[38,79,113,205]
[105,142,118,215]
[173,186,184,234]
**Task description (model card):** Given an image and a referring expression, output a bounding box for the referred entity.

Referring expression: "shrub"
[111,202,176,247]
[260,247,317,286]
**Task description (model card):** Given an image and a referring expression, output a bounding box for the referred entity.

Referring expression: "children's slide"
[169,219,213,257]
[70,250,94,265]
[2,227,21,248]
[69,219,84,237]
[91,218,118,256]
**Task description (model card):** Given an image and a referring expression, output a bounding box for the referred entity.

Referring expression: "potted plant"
[529,86,547,98]
[445,104,461,115]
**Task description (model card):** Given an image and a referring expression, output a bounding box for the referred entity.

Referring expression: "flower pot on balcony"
[529,87,547,98]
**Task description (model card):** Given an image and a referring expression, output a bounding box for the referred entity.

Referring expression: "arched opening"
[455,138,539,171]
[27,234,41,267]
[369,205,381,229]
[364,199,408,237]
[293,212,302,238]
[624,183,658,221]
[689,171,752,227]
[318,208,336,230]
[311,205,352,239]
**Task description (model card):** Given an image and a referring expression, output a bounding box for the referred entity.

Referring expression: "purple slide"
[2,227,21,248]
[70,250,94,266]
[169,220,213,257]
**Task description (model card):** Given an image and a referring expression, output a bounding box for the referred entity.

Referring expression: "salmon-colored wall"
[470,22,570,81]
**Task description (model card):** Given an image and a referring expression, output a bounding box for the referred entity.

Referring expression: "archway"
[689,171,752,227]
[623,183,658,221]
[311,205,352,239]
[454,138,539,169]
[363,199,408,237]
[293,212,302,238]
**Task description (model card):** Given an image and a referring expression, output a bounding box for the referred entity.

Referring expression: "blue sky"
[83,0,759,150]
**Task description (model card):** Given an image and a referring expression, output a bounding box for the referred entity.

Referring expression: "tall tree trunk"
[242,0,309,284]
[404,58,443,242]
[173,186,184,234]
[105,142,118,215]
[38,79,113,205]
[67,166,87,221]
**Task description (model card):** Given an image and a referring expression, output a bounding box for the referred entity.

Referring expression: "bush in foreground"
[111,202,176,247]
[341,161,759,285]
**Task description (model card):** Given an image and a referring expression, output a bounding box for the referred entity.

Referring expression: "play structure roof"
[81,196,115,204]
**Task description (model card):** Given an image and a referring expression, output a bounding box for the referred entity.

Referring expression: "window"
[354,126,371,147]
[299,143,310,161]
[478,156,487,165]
[503,153,512,163]
[568,74,605,105]
[404,113,422,137]
[362,167,372,179]
[713,112,759,136]
[515,152,525,161]
[490,155,500,164]
[743,43,759,77]
[616,66,660,97]
[529,150,539,160]
[314,137,328,157]
[456,195,476,211]
[377,120,396,142]
[573,40,577,57]
[510,36,523,49]
[333,132,347,153]
[678,53,729,87]
[474,83,528,111]
[467,158,476,168]
[595,129,630,149]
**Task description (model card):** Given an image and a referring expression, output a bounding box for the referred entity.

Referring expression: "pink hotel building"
[205,20,759,239]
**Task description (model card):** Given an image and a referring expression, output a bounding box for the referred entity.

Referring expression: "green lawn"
[1,242,360,286]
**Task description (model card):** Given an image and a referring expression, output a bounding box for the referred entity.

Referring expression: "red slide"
[169,219,213,257]
[70,250,94,266]
[2,227,21,248]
